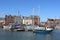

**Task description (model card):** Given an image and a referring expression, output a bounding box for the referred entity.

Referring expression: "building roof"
[48,19,55,21]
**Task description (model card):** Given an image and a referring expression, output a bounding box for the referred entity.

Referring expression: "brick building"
[45,19,55,27]
[33,16,40,25]
[54,19,60,29]
[5,15,14,26]
[30,15,40,25]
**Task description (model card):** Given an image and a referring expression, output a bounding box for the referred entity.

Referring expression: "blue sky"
[0,0,60,21]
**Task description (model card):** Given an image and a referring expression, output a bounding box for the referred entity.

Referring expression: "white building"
[23,19,32,25]
[22,16,33,25]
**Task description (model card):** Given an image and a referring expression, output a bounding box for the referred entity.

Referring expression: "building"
[45,19,55,27]
[0,18,5,24]
[5,15,14,26]
[14,16,22,24]
[22,16,33,25]
[54,19,60,29]
[22,15,40,25]
[30,15,40,25]
[0,18,5,28]
[34,16,40,25]
[54,19,60,25]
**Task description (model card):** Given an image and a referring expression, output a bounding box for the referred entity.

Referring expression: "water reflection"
[33,33,53,40]
[0,30,60,40]
[44,33,53,40]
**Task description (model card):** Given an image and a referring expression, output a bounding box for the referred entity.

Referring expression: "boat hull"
[33,30,53,34]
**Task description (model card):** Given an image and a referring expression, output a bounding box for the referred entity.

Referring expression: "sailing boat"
[33,25,53,33]
[33,6,53,33]
[10,11,25,31]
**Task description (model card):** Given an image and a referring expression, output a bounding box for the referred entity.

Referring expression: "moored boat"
[10,23,25,31]
[33,25,54,33]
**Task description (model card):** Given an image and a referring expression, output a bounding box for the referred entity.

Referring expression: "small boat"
[10,23,25,31]
[25,24,34,31]
[33,25,53,33]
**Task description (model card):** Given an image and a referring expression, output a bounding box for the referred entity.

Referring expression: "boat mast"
[30,8,34,25]
[38,6,40,25]
[18,10,22,24]
[18,10,20,16]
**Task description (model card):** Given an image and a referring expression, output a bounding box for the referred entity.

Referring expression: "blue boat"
[33,29,53,34]
[33,25,53,33]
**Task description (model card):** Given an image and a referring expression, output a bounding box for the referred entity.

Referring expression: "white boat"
[25,24,34,31]
[33,25,53,33]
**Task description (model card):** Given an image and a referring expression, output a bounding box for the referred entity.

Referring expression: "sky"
[0,0,60,21]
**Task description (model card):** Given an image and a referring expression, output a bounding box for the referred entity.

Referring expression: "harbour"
[0,0,60,40]
[0,29,60,40]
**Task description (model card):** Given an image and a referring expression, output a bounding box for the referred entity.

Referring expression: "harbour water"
[0,29,60,40]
